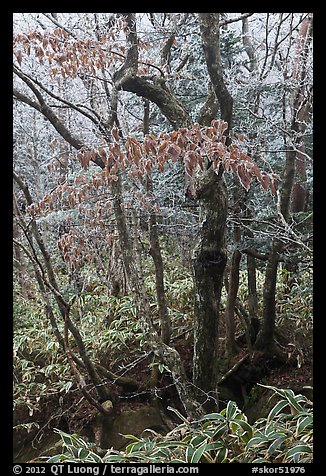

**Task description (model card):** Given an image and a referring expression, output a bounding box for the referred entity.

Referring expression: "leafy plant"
[46,385,313,463]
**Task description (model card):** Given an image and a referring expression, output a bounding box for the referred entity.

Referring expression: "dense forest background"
[13,12,313,464]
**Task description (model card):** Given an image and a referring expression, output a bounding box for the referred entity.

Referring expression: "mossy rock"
[101,405,167,450]
[244,381,313,424]
[244,385,279,423]
[14,433,63,463]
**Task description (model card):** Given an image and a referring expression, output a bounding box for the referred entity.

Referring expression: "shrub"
[46,385,312,464]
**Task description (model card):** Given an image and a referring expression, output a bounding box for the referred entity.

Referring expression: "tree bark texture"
[198,13,233,131]
[247,254,259,320]
[144,99,171,345]
[148,183,171,345]
[192,169,228,405]
[254,240,282,352]
[224,249,241,361]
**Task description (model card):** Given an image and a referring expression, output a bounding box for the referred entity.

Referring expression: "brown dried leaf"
[145,160,152,174]
[158,141,168,154]
[270,174,278,194]
[168,143,181,162]
[237,164,251,191]
[50,138,57,151]
[98,147,107,158]
[15,50,23,65]
[260,173,271,191]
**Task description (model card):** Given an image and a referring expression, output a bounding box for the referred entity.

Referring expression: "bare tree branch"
[198,13,233,132]
[220,13,254,27]
[112,13,192,129]
[13,69,106,168]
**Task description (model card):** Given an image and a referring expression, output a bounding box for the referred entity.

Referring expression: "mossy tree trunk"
[192,169,228,407]
[192,14,233,405]
[247,254,259,320]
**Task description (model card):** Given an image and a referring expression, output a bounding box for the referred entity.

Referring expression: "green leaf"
[285,393,305,413]
[47,454,68,463]
[125,442,145,453]
[185,445,194,463]
[267,399,289,423]
[212,424,228,440]
[267,435,288,455]
[61,433,74,447]
[230,418,253,436]
[123,434,142,442]
[215,445,228,463]
[76,448,91,460]
[71,435,89,448]
[246,436,269,450]
[226,400,238,420]
[86,452,104,463]
[259,385,305,413]
[157,441,188,448]
[190,434,207,447]
[190,442,208,463]
[204,441,224,451]
[200,412,225,421]
[150,448,170,459]
[296,415,313,435]
[286,444,312,458]
[104,454,127,462]
[252,457,269,463]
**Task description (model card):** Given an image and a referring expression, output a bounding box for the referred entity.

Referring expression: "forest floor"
[13,315,313,463]
[13,267,313,462]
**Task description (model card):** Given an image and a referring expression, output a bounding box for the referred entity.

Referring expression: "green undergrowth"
[13,268,195,419]
[46,385,312,464]
[13,265,312,461]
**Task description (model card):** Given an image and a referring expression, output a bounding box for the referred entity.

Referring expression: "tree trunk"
[224,174,242,361]
[107,238,127,297]
[192,168,228,407]
[190,13,232,408]
[144,98,170,344]
[224,249,241,361]
[13,198,31,300]
[254,240,282,352]
[198,13,233,132]
[254,144,296,353]
[285,16,312,290]
[148,195,171,344]
[247,254,258,319]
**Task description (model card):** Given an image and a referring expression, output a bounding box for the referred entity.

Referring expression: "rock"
[100,405,167,450]
[101,400,113,414]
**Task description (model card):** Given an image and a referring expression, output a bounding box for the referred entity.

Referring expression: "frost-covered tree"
[13,13,312,417]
